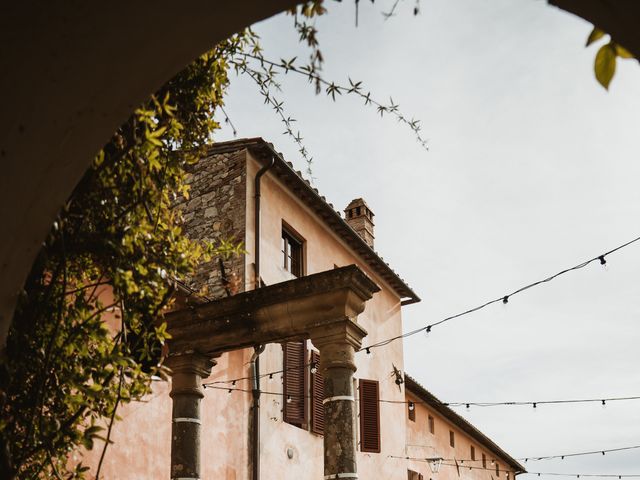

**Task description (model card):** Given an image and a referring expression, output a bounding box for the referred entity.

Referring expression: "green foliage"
[0,30,255,479]
[586,26,636,90]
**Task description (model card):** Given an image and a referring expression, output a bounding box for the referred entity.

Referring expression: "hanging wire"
[201,234,640,385]
[389,457,640,478]
[518,445,640,462]
[397,445,640,463]
[204,384,640,409]
[360,234,640,352]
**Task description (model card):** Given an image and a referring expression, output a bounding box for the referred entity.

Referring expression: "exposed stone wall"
[177,149,247,299]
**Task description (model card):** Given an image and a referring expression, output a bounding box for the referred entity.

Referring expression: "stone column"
[311,320,367,480]
[165,352,215,480]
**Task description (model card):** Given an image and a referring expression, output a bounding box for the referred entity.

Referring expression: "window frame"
[281,225,304,277]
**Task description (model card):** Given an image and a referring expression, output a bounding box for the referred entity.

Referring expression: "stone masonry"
[176,149,247,299]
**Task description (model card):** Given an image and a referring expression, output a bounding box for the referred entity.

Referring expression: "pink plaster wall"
[80,147,423,479]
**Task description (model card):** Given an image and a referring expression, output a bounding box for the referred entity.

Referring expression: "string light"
[198,235,640,388]
[520,445,640,463]
[310,362,318,374]
[392,458,640,478]
[286,395,292,404]
[359,234,640,352]
[204,385,640,410]
[408,401,415,411]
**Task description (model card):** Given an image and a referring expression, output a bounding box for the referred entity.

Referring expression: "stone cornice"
[164,265,379,355]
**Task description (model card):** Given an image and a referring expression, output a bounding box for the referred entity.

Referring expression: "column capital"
[310,317,368,351]
[310,318,367,373]
[166,351,215,398]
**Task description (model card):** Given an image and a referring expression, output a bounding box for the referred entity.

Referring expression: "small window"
[449,430,455,448]
[470,445,476,461]
[282,228,303,277]
[482,453,487,469]
[428,414,435,434]
[496,462,500,477]
[408,401,415,422]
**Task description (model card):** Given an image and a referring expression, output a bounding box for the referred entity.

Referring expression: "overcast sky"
[216,0,640,476]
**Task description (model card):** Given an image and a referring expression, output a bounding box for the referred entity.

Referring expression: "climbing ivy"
[0,30,253,480]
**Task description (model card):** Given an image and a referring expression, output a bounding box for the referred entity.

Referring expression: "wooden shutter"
[283,341,307,426]
[310,350,324,435]
[359,379,380,453]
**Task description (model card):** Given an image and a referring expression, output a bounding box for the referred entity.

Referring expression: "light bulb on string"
[286,395,292,404]
[466,403,470,411]
[310,363,317,374]
[408,402,415,411]
[533,402,537,412]
[602,399,607,409]
[425,325,432,338]
[599,255,608,271]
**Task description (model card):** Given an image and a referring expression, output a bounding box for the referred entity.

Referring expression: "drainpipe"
[250,344,266,480]
[250,155,274,480]
[254,154,275,289]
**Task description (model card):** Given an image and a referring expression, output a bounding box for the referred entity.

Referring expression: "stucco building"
[83,137,523,480]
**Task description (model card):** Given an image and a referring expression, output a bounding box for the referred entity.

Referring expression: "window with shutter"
[359,379,381,453]
[283,341,307,427]
[310,350,324,435]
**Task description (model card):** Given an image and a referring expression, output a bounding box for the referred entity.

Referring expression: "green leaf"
[594,43,617,89]
[614,43,635,59]
[586,27,605,47]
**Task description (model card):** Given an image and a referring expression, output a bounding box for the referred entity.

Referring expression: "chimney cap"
[344,198,374,216]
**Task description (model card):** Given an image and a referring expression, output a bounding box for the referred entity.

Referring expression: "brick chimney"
[344,198,375,248]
